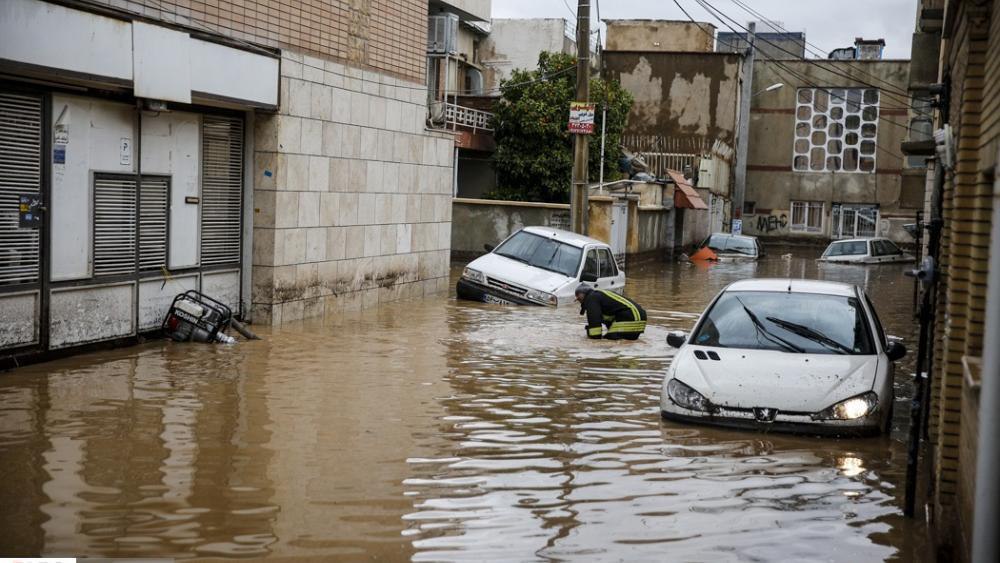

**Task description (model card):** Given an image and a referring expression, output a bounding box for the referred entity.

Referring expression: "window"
[743,201,756,215]
[872,239,901,257]
[583,249,599,279]
[0,92,42,286]
[493,230,584,278]
[597,248,617,278]
[93,174,170,276]
[793,87,879,173]
[201,116,244,266]
[823,240,868,257]
[790,201,824,233]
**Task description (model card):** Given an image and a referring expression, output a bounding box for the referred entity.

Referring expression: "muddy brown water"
[1,248,929,561]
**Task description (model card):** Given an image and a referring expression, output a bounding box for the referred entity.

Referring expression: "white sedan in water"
[661,279,906,436]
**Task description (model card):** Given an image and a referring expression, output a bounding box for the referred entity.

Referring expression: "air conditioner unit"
[427,14,459,55]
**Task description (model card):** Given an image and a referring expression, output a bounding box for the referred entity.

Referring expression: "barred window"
[790,201,824,233]
[200,116,244,266]
[793,88,879,173]
[93,174,170,277]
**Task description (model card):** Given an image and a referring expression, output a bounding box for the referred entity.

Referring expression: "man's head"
[574,283,593,304]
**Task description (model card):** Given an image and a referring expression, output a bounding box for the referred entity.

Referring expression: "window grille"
[0,92,43,285]
[201,116,243,266]
[790,201,824,233]
[93,175,137,276]
[139,176,169,270]
[793,88,879,173]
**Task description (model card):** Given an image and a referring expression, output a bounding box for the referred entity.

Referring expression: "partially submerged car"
[819,238,914,264]
[456,227,625,306]
[661,279,905,436]
[699,233,764,260]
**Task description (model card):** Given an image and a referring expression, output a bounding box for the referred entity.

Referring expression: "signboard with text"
[568,102,596,134]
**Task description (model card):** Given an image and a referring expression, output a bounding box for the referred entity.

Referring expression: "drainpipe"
[971,164,1000,563]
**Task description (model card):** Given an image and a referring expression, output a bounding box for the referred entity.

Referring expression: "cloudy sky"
[491,0,916,59]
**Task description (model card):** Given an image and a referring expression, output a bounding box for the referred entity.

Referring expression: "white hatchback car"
[661,279,905,436]
[819,238,914,264]
[456,226,625,306]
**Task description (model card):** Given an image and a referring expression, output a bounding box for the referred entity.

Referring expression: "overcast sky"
[492,0,916,59]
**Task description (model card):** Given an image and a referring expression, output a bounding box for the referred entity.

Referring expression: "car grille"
[486,277,528,297]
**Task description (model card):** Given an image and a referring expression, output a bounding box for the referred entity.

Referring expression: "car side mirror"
[666,331,687,348]
[886,341,907,361]
[580,272,598,283]
[483,243,495,252]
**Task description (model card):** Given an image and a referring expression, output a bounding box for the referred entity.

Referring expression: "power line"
[694,0,926,115]
[691,0,926,119]
[726,0,929,104]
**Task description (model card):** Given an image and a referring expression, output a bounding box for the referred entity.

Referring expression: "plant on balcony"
[488,51,633,203]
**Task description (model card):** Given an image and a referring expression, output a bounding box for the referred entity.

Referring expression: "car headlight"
[667,379,712,412]
[525,289,557,306]
[815,392,878,420]
[462,267,485,284]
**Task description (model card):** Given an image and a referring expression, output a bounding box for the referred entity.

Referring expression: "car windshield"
[493,231,583,277]
[703,234,756,255]
[692,291,875,355]
[824,241,868,257]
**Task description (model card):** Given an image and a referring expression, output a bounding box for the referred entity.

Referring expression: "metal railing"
[445,102,494,132]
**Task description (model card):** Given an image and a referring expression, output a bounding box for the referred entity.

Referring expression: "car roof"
[829,238,888,244]
[522,226,608,249]
[709,232,757,241]
[725,278,858,297]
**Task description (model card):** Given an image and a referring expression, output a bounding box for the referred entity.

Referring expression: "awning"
[667,169,709,210]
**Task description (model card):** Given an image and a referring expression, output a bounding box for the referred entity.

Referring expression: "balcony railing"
[445,102,494,133]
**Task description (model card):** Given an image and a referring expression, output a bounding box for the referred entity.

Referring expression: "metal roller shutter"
[139,176,169,270]
[0,93,42,286]
[93,174,137,276]
[200,116,243,266]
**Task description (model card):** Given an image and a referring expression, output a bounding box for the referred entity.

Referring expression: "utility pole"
[732,21,755,233]
[570,0,591,234]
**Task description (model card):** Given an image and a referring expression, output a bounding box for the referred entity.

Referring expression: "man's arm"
[584,294,604,339]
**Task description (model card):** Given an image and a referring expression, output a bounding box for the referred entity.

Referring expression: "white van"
[819,238,914,264]
[456,227,626,306]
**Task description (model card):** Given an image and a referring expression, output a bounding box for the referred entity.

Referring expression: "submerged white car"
[699,233,764,260]
[819,238,914,264]
[661,279,906,436]
[456,227,625,306]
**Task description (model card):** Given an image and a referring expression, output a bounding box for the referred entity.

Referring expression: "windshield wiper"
[736,298,805,353]
[765,316,852,354]
[495,251,530,265]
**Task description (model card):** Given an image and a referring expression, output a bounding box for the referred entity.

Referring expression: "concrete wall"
[716,32,807,60]
[603,51,741,155]
[481,19,573,91]
[251,51,456,324]
[605,20,716,52]
[743,59,914,242]
[450,198,570,259]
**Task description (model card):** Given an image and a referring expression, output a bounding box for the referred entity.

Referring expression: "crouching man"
[575,284,647,340]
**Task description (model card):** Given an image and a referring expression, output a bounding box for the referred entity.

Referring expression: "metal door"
[0,90,46,354]
[833,204,879,239]
[610,198,628,267]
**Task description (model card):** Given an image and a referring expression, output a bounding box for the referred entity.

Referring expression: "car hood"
[672,346,879,412]
[467,253,577,295]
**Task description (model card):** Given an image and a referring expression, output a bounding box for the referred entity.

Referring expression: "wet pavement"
[0,247,928,561]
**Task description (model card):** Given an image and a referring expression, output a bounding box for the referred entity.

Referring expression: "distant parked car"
[456,227,625,306]
[819,238,914,264]
[699,233,764,260]
[661,278,905,436]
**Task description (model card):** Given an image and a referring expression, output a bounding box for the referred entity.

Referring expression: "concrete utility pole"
[570,0,591,235]
[732,21,755,231]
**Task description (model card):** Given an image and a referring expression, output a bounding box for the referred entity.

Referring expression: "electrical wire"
[694,0,928,115]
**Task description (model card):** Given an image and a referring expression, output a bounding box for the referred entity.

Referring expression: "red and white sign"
[568,101,596,134]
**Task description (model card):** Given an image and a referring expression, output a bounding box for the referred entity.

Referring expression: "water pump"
[162,290,236,344]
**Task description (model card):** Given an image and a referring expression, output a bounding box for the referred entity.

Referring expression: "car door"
[596,246,624,292]
[580,247,601,288]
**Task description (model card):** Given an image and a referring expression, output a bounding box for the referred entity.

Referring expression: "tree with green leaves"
[488,52,633,203]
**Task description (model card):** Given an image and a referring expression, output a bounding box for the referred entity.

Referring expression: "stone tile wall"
[251,50,454,324]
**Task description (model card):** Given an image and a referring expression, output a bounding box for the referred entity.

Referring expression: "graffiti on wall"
[754,213,788,234]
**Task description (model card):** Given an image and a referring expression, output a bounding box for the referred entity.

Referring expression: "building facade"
[0,0,457,365]
[740,58,917,243]
[604,19,716,53]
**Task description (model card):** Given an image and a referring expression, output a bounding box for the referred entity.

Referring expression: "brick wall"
[81,0,428,83]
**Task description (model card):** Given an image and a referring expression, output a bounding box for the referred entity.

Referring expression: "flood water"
[0,247,929,561]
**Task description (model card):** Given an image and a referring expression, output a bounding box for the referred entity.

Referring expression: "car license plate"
[483,294,512,305]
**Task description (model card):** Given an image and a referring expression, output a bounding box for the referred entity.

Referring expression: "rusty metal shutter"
[93,174,137,276]
[200,116,243,266]
[139,176,169,270]
[0,93,42,286]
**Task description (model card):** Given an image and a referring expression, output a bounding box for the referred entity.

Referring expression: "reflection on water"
[0,247,926,560]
